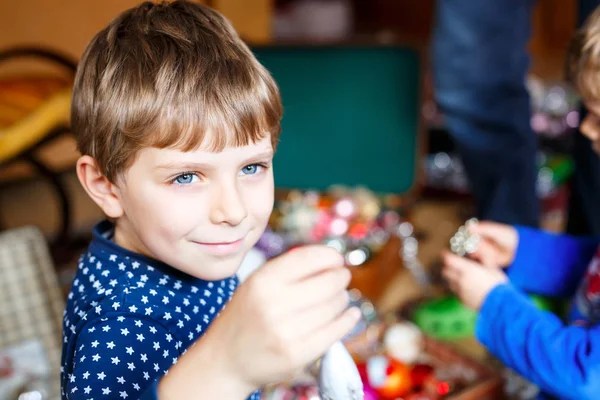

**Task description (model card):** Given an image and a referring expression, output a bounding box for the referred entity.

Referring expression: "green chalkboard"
[252,45,421,195]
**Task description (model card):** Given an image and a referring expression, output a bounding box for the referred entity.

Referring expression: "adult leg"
[432,0,539,227]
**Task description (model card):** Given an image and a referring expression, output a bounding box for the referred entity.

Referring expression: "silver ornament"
[450,218,480,256]
[318,341,364,400]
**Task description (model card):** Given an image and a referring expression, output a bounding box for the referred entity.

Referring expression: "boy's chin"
[179,252,247,281]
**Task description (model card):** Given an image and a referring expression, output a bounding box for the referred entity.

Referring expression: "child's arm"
[157,246,359,399]
[506,226,598,297]
[477,284,600,400]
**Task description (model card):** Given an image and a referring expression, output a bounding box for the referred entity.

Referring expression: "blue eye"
[173,173,198,185]
[241,164,261,175]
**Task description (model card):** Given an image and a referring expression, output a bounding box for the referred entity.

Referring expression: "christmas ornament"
[383,322,423,365]
[449,218,480,257]
[318,341,364,400]
[412,296,477,340]
[366,355,412,399]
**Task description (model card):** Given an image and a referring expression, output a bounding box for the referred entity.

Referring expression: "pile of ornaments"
[263,291,479,400]
[264,320,478,400]
[354,321,476,400]
[255,186,409,267]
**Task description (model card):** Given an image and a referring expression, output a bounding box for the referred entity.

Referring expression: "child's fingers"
[471,240,501,267]
[291,291,350,339]
[441,264,460,282]
[469,221,514,248]
[300,307,361,366]
[443,251,469,272]
[264,245,344,282]
[443,251,485,278]
[288,268,351,313]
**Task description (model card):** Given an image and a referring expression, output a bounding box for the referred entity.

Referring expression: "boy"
[442,8,600,400]
[61,2,360,399]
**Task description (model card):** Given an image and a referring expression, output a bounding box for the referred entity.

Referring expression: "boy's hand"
[207,245,359,393]
[442,251,508,310]
[469,221,519,268]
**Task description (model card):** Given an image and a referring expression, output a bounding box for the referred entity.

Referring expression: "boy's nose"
[209,183,248,226]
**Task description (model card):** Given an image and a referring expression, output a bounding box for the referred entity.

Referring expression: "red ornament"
[367,356,412,399]
[318,197,333,210]
[349,222,370,240]
[437,381,451,396]
[410,364,434,387]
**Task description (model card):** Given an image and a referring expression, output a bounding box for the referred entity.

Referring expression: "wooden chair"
[0,47,78,262]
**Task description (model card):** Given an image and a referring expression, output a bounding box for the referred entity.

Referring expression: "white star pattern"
[60,222,251,399]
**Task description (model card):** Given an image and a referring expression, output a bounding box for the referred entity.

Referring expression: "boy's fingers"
[288,268,351,312]
[469,221,514,248]
[301,307,361,365]
[443,251,482,273]
[264,245,344,282]
[441,263,460,281]
[291,291,351,339]
[472,240,501,267]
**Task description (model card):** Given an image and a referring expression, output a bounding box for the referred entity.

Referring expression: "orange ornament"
[367,356,413,399]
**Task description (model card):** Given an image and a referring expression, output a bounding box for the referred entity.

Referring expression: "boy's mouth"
[192,238,245,256]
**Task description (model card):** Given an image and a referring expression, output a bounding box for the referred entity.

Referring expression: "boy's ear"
[76,155,124,219]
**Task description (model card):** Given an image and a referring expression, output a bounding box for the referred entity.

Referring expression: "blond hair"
[566,6,600,102]
[72,1,282,182]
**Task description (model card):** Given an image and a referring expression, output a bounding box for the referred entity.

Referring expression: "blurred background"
[0,1,584,399]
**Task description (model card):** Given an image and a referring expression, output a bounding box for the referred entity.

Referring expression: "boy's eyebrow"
[243,150,275,162]
[154,151,275,171]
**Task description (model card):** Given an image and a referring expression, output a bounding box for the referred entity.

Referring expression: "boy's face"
[581,101,600,154]
[114,135,274,281]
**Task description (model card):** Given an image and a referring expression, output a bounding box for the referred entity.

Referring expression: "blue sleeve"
[476,284,600,400]
[507,226,598,297]
[64,314,178,400]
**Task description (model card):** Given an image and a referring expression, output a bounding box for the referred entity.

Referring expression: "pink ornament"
[329,218,349,236]
[334,198,357,219]
[362,383,378,400]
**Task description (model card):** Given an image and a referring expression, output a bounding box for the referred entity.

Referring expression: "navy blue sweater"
[61,221,260,399]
